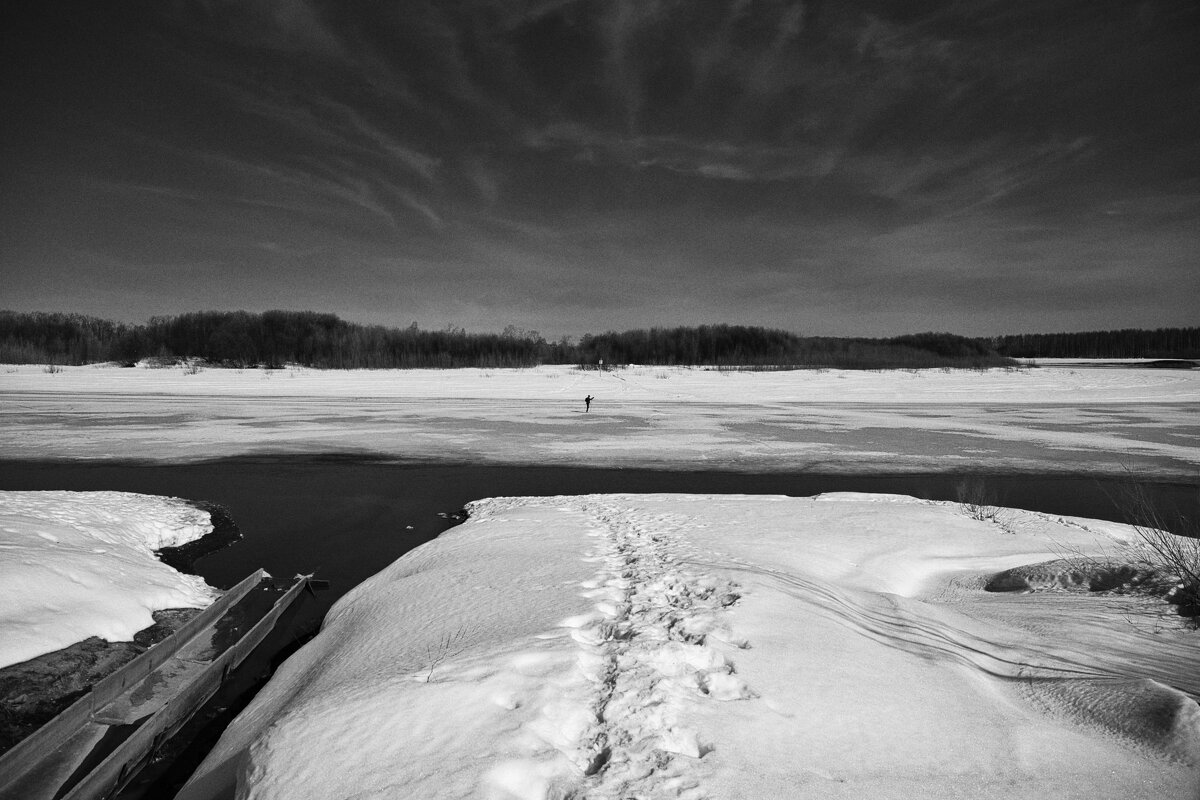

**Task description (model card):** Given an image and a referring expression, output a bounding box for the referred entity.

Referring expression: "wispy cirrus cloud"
[5,0,1198,335]
[169,0,347,58]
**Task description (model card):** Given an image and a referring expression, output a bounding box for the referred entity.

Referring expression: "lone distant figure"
[584,395,593,413]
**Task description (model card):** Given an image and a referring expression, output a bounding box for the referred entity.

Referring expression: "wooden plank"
[227,573,312,669]
[59,576,312,800]
[0,723,107,800]
[90,569,267,700]
[0,569,266,794]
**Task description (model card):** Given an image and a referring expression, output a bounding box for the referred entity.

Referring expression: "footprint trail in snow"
[518,500,754,799]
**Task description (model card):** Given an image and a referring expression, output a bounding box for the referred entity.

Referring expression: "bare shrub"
[423,625,471,682]
[956,476,1003,523]
[1115,480,1200,617]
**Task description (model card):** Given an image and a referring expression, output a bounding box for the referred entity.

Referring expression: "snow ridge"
[537,499,753,799]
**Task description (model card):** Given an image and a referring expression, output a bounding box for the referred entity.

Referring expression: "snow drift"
[179,493,1199,800]
[0,491,218,668]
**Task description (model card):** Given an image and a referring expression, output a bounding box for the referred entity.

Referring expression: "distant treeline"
[0,310,1018,370]
[0,311,555,369]
[990,328,1200,359]
[574,328,1011,369]
[7,309,1183,369]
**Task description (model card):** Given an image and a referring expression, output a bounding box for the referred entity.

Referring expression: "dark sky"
[3,1,1198,337]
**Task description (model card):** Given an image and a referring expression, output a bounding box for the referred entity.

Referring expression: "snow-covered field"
[2,363,1198,474]
[0,491,217,668]
[177,493,1199,800]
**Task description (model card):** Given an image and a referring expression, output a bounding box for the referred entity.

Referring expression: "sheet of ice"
[0,491,218,668]
[2,364,1197,474]
[3,361,1196,402]
[179,494,1199,800]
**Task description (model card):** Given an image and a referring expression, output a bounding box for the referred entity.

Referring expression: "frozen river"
[2,363,1198,476]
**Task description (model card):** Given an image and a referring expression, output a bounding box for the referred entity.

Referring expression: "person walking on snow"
[584,395,593,413]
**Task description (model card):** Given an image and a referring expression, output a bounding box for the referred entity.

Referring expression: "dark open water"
[2,457,1196,614]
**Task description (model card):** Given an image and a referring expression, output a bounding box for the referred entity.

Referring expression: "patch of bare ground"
[985,559,1162,594]
[0,607,200,754]
[984,556,1198,630]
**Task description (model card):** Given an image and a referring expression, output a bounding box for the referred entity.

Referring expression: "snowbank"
[0,491,219,668]
[179,493,1199,800]
[2,364,1197,474]
[3,361,1197,403]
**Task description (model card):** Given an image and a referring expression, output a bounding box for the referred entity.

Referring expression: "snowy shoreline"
[0,491,219,669]
[178,492,1200,800]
